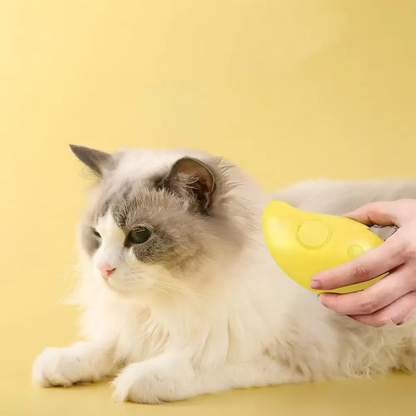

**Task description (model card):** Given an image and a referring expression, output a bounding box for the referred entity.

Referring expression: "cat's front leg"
[112,353,197,404]
[113,353,307,403]
[32,341,115,387]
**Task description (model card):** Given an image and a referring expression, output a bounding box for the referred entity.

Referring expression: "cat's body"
[33,147,416,403]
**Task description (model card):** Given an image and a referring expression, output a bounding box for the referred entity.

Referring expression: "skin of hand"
[310,199,416,327]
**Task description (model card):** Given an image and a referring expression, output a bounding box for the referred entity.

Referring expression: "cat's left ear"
[70,144,112,177]
[161,157,216,211]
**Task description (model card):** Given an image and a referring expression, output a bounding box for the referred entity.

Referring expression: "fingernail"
[310,279,321,289]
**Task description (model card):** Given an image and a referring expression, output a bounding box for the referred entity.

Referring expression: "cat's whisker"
[154,280,209,302]
[152,284,176,299]
[167,262,212,299]
[152,283,190,305]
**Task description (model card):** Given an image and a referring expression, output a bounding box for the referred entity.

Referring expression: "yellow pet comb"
[262,201,388,294]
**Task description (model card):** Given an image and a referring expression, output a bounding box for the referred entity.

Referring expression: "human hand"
[310,199,416,327]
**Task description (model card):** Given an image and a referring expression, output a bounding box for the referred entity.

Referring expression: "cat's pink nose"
[97,262,116,280]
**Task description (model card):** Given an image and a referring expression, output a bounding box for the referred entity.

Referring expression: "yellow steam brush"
[262,201,389,294]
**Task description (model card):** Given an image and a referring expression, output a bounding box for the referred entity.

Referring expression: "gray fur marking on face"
[75,147,257,279]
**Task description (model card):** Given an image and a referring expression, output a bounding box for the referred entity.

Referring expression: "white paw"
[112,357,195,404]
[32,347,91,387]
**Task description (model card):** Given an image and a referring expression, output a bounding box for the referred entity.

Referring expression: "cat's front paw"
[112,356,195,404]
[33,347,93,387]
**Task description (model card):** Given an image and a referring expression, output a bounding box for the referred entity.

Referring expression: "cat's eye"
[128,227,151,244]
[92,229,101,238]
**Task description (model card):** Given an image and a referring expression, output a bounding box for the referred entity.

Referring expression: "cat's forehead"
[91,175,187,230]
[86,148,214,227]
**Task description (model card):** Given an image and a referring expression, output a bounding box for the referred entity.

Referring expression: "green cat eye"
[128,227,152,244]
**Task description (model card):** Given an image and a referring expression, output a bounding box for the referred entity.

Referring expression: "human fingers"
[349,291,416,327]
[318,265,414,315]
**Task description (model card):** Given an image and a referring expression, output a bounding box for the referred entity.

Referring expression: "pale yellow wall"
[1,1,416,415]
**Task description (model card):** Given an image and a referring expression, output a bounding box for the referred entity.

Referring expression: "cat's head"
[71,145,263,299]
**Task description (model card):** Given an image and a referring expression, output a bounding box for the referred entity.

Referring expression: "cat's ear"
[161,157,216,211]
[70,144,112,177]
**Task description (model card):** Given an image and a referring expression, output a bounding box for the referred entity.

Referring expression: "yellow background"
[1,1,416,415]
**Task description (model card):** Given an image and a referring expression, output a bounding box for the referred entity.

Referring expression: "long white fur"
[33,149,416,403]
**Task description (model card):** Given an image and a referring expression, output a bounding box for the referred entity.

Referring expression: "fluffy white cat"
[32,146,416,403]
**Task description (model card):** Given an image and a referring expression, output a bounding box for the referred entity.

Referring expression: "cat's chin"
[104,276,195,303]
[102,278,153,299]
